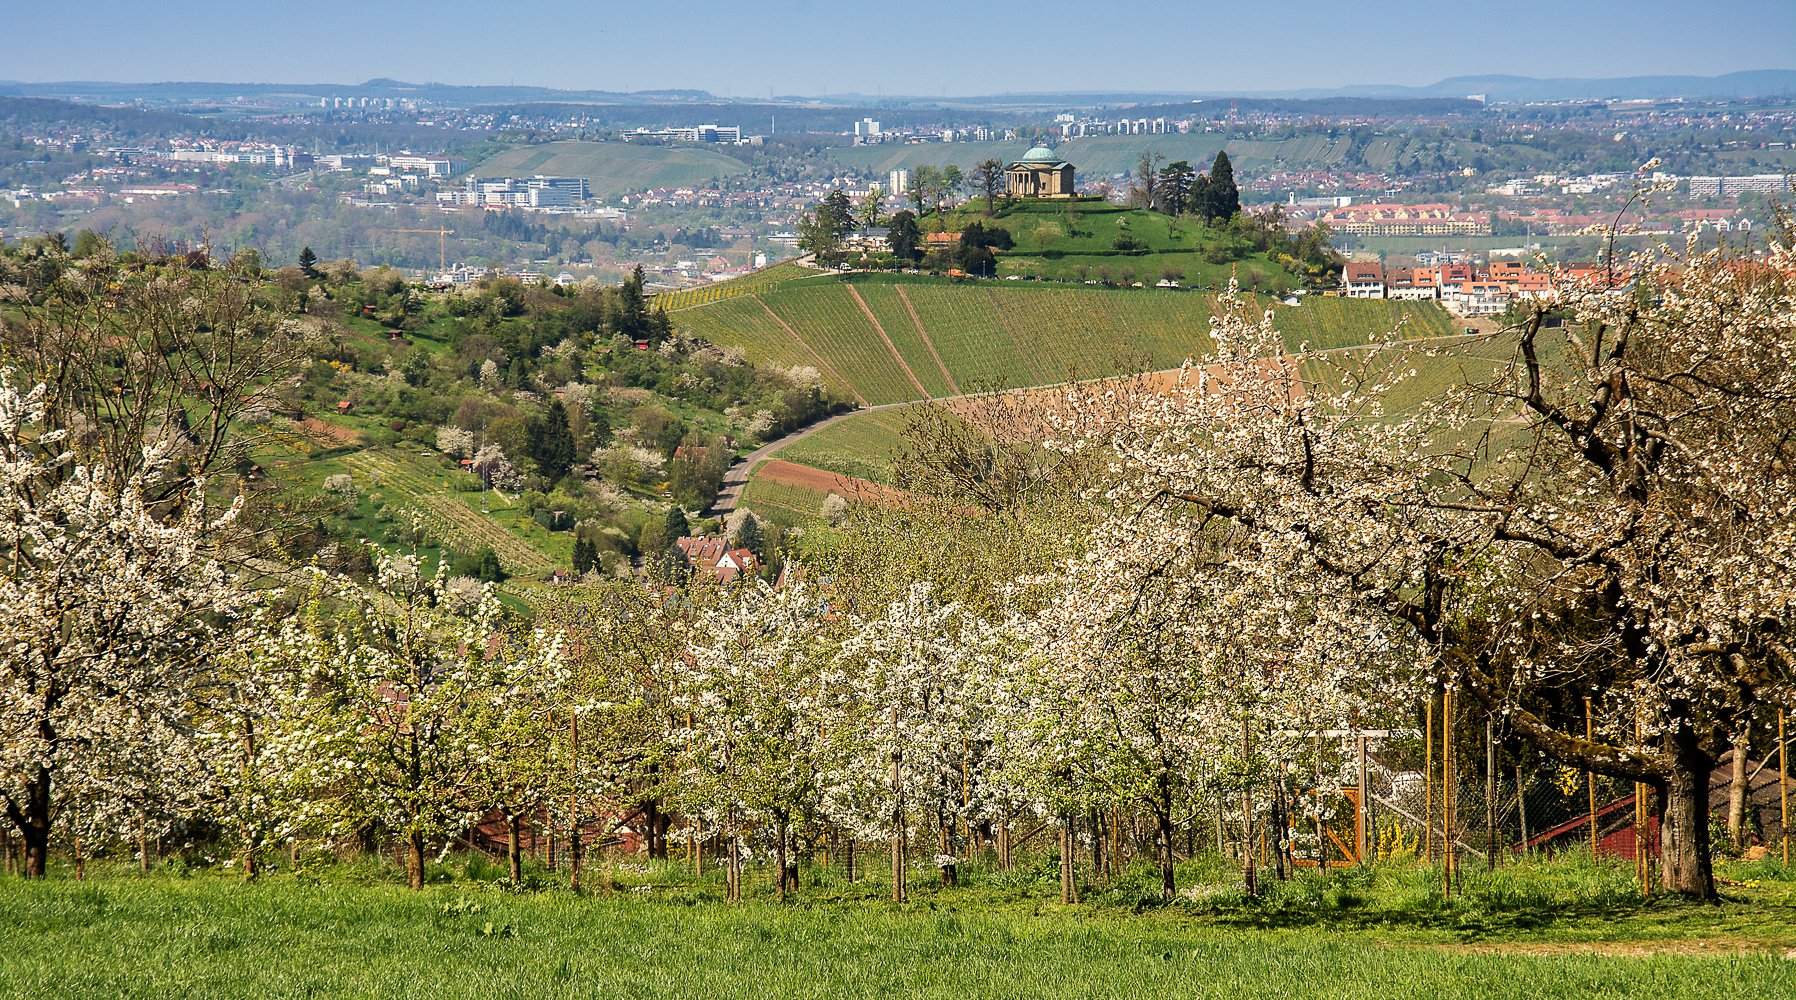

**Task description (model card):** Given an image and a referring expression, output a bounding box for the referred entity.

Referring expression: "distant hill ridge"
[4,70,1791,108]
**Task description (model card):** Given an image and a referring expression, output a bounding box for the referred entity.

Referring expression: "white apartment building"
[441,175,591,208]
[1687,174,1793,197]
[386,154,467,178]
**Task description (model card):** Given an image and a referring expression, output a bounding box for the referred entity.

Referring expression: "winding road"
[707,327,1500,517]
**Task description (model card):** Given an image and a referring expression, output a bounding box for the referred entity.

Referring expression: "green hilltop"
[469,140,746,200]
[931,198,1299,287]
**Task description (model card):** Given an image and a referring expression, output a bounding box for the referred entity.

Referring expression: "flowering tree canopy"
[0,368,252,877]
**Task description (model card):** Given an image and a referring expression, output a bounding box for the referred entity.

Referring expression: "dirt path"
[756,297,867,406]
[895,286,961,395]
[847,285,930,399]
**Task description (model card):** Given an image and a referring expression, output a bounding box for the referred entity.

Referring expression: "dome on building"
[1019,145,1060,163]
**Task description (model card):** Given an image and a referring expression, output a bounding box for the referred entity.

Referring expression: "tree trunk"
[890,710,906,903]
[725,808,741,903]
[1728,726,1751,850]
[240,728,258,880]
[775,815,789,903]
[7,766,52,878]
[1157,810,1176,899]
[1059,814,1078,904]
[844,836,854,883]
[1241,720,1257,897]
[1089,808,1103,880]
[406,830,426,890]
[569,821,582,891]
[508,813,523,883]
[569,715,582,891]
[17,822,44,878]
[1660,736,1718,900]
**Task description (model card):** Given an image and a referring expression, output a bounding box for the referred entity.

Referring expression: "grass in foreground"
[4,852,1795,998]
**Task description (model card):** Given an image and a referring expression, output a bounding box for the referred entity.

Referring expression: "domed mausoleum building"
[1004,145,1076,199]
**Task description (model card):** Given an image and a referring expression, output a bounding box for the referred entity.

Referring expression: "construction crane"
[390,227,455,276]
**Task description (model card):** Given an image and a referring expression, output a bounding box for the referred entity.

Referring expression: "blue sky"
[3,0,1791,95]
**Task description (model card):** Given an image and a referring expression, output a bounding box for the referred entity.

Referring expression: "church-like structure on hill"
[1004,145,1076,199]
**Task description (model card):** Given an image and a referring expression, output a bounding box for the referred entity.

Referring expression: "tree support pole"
[1486,718,1498,871]
[1242,719,1256,896]
[1586,697,1598,855]
[1442,689,1455,896]
[1424,696,1434,863]
[1356,733,1368,866]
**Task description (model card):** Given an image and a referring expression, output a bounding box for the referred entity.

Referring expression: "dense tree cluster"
[2,198,1789,909]
[1137,150,1241,223]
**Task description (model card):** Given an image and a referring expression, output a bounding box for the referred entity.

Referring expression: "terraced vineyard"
[341,448,557,576]
[737,476,832,524]
[672,275,1457,406]
[772,407,917,485]
[651,261,815,312]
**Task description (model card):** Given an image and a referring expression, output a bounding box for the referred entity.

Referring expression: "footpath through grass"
[4,853,1795,998]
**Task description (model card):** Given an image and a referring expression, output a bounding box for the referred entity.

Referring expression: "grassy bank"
[4,853,1795,998]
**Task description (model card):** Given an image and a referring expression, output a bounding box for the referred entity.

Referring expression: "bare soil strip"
[753,459,910,505]
[846,285,930,399]
[894,286,962,395]
[293,417,364,447]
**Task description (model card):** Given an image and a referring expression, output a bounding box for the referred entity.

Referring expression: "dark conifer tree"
[887,211,922,264]
[1206,151,1240,221]
[664,506,691,543]
[531,399,577,482]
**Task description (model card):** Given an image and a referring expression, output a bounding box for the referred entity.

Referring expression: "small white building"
[1342,262,1386,299]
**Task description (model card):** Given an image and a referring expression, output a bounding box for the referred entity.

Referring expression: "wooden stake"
[1314,730,1325,870]
[1242,719,1256,896]
[1585,698,1598,855]
[1486,718,1498,871]
[1781,709,1789,868]
[1442,689,1455,895]
[1516,764,1529,855]
[1636,711,1649,895]
[1356,733,1369,866]
[1424,696,1434,863]
[567,715,583,891]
